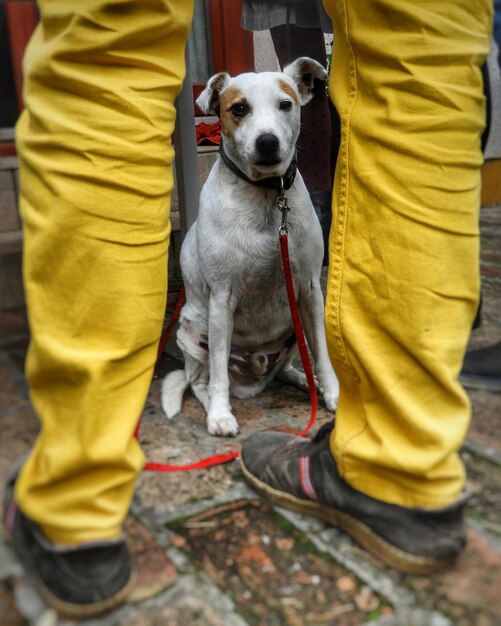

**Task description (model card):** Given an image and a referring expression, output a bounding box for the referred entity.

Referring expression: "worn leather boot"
[460,341,501,392]
[240,422,467,574]
[2,462,135,618]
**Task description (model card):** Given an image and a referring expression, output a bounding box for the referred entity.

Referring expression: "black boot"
[240,424,467,574]
[2,460,135,618]
[460,341,501,392]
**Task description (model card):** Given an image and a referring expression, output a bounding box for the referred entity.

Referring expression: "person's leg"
[271,24,332,195]
[324,0,491,507]
[4,0,193,613]
[241,0,492,571]
[271,24,333,263]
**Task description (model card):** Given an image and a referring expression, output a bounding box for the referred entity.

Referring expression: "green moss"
[165,515,190,532]
[270,510,295,531]
[467,510,486,522]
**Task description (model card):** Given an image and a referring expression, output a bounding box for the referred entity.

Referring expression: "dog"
[161,57,339,436]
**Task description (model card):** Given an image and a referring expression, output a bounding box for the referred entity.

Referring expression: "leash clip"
[277,177,289,235]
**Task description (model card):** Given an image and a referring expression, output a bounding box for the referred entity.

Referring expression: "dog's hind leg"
[277,347,318,392]
[187,354,210,413]
[161,352,208,418]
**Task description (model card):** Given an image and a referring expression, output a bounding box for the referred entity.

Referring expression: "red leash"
[279,228,318,438]
[135,192,317,471]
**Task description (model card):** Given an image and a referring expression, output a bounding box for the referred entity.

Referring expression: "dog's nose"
[255,133,279,156]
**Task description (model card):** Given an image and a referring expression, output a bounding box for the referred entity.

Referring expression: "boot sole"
[241,458,457,575]
[31,569,136,619]
[2,522,136,619]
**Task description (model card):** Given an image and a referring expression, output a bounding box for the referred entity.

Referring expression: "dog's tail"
[161,369,190,419]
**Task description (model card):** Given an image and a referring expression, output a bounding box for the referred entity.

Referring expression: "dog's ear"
[283,57,327,106]
[196,72,231,115]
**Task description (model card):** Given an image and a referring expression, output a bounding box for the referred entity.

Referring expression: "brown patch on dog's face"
[219,86,249,136]
[277,79,300,106]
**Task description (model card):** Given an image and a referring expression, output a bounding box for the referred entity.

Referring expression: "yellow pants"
[15,0,194,543]
[323,0,492,507]
[16,0,491,544]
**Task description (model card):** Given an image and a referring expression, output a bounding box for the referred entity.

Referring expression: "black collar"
[218,140,297,192]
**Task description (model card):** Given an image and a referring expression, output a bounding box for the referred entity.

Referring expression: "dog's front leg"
[207,288,240,436]
[299,280,339,411]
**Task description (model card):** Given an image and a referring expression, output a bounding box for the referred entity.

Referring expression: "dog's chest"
[236,274,289,318]
[231,231,302,337]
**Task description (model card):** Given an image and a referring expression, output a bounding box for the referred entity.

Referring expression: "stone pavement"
[1,205,500,626]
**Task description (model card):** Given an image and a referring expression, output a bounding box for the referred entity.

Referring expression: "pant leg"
[15,0,194,544]
[270,24,332,194]
[322,0,492,508]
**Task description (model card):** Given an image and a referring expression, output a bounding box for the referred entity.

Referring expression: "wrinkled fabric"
[15,0,194,543]
[323,0,492,507]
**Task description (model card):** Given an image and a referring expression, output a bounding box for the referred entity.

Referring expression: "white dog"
[161,57,339,437]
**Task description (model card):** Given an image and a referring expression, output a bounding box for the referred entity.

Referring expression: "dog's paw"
[323,388,339,412]
[207,412,240,437]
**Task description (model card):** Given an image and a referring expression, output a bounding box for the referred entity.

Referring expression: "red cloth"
[196,121,221,145]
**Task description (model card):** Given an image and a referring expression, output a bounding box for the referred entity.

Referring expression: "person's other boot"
[2,461,135,618]
[460,341,501,392]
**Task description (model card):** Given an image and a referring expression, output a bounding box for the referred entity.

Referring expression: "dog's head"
[196,57,327,182]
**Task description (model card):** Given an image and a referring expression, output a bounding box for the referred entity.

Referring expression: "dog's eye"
[230,102,249,117]
[280,100,293,112]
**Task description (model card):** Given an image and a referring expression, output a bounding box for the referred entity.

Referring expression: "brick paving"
[0,205,500,626]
